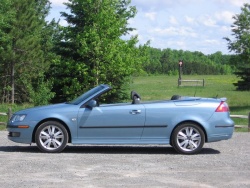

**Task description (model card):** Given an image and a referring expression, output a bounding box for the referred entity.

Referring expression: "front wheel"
[35,121,68,153]
[171,123,205,154]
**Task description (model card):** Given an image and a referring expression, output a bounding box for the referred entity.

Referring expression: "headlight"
[11,114,27,122]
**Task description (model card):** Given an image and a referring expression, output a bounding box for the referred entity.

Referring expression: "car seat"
[131,91,141,104]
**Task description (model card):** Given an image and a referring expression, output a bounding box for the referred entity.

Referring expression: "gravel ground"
[0,131,250,188]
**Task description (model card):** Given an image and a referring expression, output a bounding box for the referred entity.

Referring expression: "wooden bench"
[178,79,205,87]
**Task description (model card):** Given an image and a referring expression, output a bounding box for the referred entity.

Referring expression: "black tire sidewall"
[35,121,68,153]
[172,123,205,155]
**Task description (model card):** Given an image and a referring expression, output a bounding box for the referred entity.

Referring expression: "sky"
[47,0,250,55]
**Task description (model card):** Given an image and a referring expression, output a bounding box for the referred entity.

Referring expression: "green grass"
[1,75,249,131]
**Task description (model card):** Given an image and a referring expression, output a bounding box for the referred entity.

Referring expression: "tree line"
[142,48,235,75]
[0,0,249,105]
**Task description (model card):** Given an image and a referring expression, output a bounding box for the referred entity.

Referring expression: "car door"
[77,103,145,141]
[141,102,175,140]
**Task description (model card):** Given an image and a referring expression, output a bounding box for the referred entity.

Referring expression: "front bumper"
[7,121,37,144]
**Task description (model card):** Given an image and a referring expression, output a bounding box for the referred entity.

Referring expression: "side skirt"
[71,138,170,145]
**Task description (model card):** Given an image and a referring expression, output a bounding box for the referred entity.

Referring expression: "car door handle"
[130,110,141,115]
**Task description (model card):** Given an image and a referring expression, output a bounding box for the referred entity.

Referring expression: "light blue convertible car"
[7,84,234,154]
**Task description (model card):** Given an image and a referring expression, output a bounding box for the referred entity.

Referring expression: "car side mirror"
[86,100,97,109]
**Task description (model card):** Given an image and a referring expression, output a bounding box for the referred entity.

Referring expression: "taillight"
[215,102,229,112]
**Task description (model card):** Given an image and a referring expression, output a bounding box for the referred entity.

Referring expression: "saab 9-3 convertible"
[7,84,234,154]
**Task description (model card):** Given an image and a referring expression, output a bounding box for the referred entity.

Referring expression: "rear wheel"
[35,121,68,153]
[172,122,205,154]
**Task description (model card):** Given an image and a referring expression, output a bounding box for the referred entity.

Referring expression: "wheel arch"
[170,120,208,145]
[32,118,72,143]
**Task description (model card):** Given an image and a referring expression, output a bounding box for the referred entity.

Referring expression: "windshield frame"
[68,84,111,105]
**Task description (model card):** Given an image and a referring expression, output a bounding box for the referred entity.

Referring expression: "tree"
[224,3,250,90]
[143,48,162,74]
[50,0,148,103]
[0,0,54,104]
[0,0,14,103]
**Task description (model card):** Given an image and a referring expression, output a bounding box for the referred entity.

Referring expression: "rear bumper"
[205,111,235,142]
[207,124,234,142]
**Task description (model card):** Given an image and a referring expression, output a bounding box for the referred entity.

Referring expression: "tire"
[171,122,205,154]
[35,121,68,153]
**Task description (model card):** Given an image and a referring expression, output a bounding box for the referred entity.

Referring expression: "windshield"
[68,85,107,105]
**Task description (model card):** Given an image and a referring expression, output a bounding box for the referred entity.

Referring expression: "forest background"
[0,0,249,106]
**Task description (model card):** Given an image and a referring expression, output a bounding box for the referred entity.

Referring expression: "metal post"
[178,66,181,80]
[178,60,182,80]
[178,60,183,87]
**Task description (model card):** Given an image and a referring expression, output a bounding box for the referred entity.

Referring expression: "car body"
[7,84,234,154]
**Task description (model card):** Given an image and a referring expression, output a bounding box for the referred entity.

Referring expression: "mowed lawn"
[130,75,250,131]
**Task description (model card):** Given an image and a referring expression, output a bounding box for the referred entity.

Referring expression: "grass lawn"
[0,75,249,131]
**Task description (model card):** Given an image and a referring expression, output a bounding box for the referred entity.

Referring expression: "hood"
[15,103,73,114]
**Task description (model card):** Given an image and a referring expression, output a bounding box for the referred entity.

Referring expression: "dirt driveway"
[0,131,250,188]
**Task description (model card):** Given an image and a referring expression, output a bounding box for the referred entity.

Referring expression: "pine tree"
[0,0,53,103]
[225,3,250,90]
[50,0,148,103]
[0,0,14,103]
